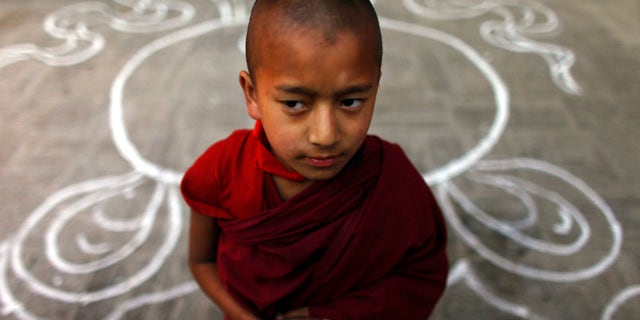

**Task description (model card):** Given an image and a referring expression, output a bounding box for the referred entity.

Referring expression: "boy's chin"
[298,166,345,182]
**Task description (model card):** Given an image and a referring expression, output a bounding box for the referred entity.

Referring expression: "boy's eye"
[282,101,306,110]
[340,98,364,108]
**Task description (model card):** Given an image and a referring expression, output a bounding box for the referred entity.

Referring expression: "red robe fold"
[182,122,448,319]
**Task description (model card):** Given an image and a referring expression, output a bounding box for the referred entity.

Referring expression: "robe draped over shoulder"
[181,121,302,220]
[183,134,448,319]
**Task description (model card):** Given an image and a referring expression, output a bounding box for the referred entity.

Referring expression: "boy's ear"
[239,71,261,120]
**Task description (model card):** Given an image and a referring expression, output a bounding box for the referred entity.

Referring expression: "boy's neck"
[272,175,314,201]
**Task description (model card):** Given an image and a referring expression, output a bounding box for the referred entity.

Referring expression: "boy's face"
[240,28,381,181]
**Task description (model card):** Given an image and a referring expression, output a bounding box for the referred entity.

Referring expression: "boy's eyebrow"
[275,85,318,96]
[275,84,374,97]
[336,84,374,96]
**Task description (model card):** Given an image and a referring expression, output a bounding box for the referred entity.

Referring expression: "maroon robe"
[182,122,448,319]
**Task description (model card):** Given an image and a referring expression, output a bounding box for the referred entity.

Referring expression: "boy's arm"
[189,210,259,320]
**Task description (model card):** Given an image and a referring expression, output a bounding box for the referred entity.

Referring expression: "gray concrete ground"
[1,0,639,319]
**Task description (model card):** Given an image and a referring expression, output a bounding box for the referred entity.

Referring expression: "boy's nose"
[308,105,340,148]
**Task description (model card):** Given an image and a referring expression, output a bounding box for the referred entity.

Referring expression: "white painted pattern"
[0,0,194,69]
[102,281,199,320]
[379,17,510,185]
[403,0,583,95]
[0,0,635,319]
[448,260,548,320]
[438,158,622,282]
[9,172,184,303]
[602,285,640,320]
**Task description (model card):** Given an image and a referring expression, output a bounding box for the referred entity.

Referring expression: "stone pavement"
[0,0,638,319]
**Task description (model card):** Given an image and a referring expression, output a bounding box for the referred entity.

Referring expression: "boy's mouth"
[304,155,340,168]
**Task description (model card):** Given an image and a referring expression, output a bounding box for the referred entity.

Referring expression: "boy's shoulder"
[364,135,412,168]
[215,128,254,150]
[181,128,259,218]
[366,134,429,188]
[198,128,254,161]
[186,128,255,186]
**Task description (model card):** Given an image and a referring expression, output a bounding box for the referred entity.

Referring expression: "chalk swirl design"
[437,158,633,319]
[439,158,622,280]
[0,172,198,319]
[403,0,582,95]
[602,285,640,320]
[0,0,194,69]
[0,0,635,319]
[0,1,202,319]
[0,1,258,318]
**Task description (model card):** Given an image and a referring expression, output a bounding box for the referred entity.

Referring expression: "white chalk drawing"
[602,285,640,320]
[447,260,548,320]
[435,158,626,319]
[5,172,184,302]
[439,158,622,282]
[0,0,195,69]
[403,0,582,95]
[379,17,509,185]
[0,0,635,319]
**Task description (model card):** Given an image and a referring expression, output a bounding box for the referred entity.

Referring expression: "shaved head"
[245,0,383,80]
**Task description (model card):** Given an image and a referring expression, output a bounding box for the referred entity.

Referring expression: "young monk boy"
[181,0,449,319]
